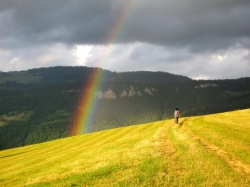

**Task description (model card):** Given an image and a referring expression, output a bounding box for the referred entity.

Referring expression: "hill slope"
[1,66,250,150]
[0,109,250,186]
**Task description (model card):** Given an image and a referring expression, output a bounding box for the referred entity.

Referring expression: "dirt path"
[187,129,250,174]
[182,117,250,175]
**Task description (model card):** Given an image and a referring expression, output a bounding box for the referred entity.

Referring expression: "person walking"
[174,108,180,124]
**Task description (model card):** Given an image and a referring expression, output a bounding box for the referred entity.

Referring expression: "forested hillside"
[0,66,250,150]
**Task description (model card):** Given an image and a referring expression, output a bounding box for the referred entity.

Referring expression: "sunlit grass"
[0,109,250,186]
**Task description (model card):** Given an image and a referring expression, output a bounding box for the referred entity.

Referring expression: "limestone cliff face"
[95,86,158,99]
[144,87,157,95]
[95,89,116,99]
[195,83,218,89]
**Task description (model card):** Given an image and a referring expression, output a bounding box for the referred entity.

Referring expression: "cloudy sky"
[0,0,250,79]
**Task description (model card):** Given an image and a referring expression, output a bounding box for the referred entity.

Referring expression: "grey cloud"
[0,0,112,48]
[85,43,250,79]
[1,0,250,52]
[126,1,250,52]
[0,0,250,79]
[0,44,77,72]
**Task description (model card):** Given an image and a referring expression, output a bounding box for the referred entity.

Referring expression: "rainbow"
[71,0,137,135]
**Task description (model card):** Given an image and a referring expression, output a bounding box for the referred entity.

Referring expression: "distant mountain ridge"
[0,66,249,150]
[0,66,192,86]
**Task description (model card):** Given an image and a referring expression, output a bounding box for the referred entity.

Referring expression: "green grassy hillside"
[0,109,250,186]
[1,67,250,150]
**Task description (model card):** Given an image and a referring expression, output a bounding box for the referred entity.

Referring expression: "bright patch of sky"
[74,45,93,66]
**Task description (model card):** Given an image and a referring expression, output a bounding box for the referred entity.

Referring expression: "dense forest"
[0,66,250,150]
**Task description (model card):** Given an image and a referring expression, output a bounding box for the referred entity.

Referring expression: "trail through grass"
[0,109,250,186]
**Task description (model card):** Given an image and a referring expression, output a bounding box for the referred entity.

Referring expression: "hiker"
[174,108,180,124]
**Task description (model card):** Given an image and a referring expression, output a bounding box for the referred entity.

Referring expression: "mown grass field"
[0,109,250,186]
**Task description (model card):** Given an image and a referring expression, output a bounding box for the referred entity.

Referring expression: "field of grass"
[0,109,250,186]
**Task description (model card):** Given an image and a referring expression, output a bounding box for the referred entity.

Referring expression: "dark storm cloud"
[0,0,113,48]
[1,0,250,51]
[126,0,250,52]
[0,0,250,79]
